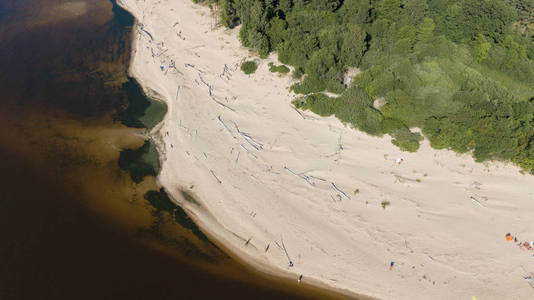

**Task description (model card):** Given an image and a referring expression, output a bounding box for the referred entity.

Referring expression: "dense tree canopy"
[198,0,534,173]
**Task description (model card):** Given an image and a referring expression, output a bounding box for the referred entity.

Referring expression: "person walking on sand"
[395,158,404,165]
[389,261,395,270]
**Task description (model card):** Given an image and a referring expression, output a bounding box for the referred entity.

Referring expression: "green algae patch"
[118,141,160,183]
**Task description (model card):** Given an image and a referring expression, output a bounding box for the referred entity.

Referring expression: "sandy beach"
[118,0,534,299]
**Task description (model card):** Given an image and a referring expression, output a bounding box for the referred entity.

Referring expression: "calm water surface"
[0,0,354,299]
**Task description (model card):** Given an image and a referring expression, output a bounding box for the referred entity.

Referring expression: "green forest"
[196,0,534,173]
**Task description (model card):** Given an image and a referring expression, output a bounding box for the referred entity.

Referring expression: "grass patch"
[381,200,391,210]
[268,62,290,74]
[240,60,257,74]
[354,188,360,195]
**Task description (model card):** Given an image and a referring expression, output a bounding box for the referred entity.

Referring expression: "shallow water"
[0,0,353,299]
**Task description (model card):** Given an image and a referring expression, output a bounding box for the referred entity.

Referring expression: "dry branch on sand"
[284,166,315,187]
[233,122,263,151]
[331,182,350,200]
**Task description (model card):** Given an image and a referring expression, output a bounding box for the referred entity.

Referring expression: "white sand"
[118,0,534,299]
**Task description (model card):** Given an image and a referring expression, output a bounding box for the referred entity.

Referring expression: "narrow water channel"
[0,0,352,299]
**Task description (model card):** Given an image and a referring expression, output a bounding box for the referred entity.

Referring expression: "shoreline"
[166,188,367,300]
[118,0,534,299]
[117,0,366,299]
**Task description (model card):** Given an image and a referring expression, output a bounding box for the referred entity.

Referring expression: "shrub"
[241,60,257,74]
[390,127,423,152]
[295,94,338,117]
[292,68,304,79]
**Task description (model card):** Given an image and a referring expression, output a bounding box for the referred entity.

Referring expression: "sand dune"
[118,0,534,299]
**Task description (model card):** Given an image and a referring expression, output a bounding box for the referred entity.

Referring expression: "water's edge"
[115,1,368,299]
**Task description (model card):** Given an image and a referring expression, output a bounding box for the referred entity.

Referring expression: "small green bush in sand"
[354,188,360,195]
[241,60,257,74]
[381,200,390,210]
[268,62,290,74]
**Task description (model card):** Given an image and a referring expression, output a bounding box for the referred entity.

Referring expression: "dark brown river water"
[0,0,356,299]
